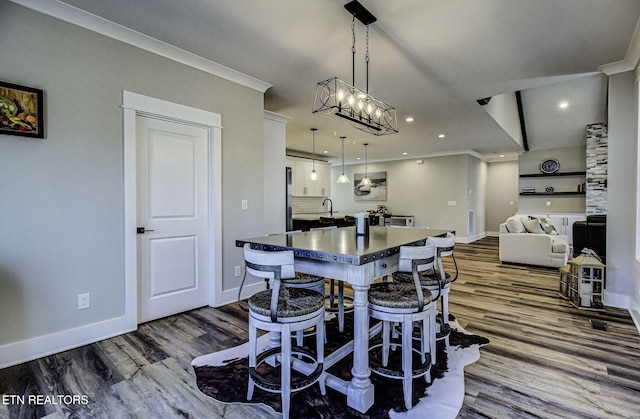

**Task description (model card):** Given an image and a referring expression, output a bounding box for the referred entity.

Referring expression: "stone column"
[585,123,608,214]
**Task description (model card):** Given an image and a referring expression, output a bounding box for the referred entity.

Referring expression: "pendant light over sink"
[336,136,351,184]
[359,143,372,187]
[307,128,320,181]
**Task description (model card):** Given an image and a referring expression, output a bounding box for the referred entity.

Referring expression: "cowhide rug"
[192,314,488,418]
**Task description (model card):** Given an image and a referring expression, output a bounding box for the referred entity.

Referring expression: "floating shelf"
[519,171,586,178]
[519,191,586,196]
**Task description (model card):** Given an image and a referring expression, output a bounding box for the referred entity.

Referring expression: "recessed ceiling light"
[402,152,408,155]
[499,154,505,158]
[405,116,414,123]
[323,150,329,154]
[356,157,361,160]
[559,101,569,109]
[438,134,446,139]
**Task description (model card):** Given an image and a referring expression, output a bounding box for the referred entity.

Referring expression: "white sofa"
[499,215,569,268]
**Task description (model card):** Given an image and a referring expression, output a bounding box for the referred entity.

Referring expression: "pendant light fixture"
[312,1,398,136]
[336,136,351,184]
[359,143,372,187]
[308,128,320,181]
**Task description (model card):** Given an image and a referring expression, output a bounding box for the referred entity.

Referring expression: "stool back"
[243,244,295,321]
[398,239,435,273]
[244,244,295,280]
[429,233,458,283]
[398,241,436,311]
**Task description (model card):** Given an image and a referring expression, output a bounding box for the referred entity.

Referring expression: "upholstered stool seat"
[392,270,452,288]
[368,242,436,410]
[244,244,326,419]
[248,287,325,320]
[369,282,428,310]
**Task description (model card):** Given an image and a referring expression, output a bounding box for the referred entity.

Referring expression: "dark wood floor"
[1,237,639,418]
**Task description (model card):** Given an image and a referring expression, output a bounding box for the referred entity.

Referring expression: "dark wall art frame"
[0,81,44,139]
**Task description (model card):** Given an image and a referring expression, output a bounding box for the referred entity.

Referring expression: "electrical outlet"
[234,265,242,277]
[78,293,90,310]
[546,201,551,207]
[241,200,248,210]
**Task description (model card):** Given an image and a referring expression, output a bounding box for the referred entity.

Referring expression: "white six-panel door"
[136,115,209,322]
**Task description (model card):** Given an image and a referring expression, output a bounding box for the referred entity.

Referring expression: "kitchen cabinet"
[287,156,330,197]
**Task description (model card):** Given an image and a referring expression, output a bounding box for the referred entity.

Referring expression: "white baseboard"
[460,232,487,243]
[0,315,136,369]
[218,281,266,307]
[605,291,630,310]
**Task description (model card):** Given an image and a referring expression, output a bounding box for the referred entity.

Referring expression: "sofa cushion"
[506,216,526,233]
[552,240,569,254]
[522,218,545,234]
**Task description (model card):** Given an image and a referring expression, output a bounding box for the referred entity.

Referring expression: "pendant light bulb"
[336,136,351,184]
[308,128,321,181]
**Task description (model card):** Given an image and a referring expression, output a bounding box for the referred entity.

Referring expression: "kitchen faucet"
[322,198,333,216]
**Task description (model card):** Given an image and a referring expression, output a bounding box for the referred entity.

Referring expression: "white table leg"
[347,283,375,413]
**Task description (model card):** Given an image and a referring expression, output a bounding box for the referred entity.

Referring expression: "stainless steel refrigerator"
[286,166,293,231]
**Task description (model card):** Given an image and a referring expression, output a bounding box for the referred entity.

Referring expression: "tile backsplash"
[292,196,327,213]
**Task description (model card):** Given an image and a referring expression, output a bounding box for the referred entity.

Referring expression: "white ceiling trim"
[11,0,273,93]
[599,17,640,76]
[264,110,292,124]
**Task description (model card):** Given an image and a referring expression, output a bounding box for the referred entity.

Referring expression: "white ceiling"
[58,0,639,164]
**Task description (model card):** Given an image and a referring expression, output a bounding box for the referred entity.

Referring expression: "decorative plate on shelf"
[540,158,559,174]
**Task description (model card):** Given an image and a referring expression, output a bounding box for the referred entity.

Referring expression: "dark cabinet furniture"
[572,215,606,262]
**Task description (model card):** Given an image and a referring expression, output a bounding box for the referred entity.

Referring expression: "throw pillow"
[538,217,558,234]
[521,218,545,234]
[506,216,526,233]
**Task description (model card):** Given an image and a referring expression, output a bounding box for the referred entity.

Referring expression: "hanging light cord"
[351,16,356,87]
[365,143,369,178]
[366,25,370,94]
[341,137,346,174]
[312,129,316,172]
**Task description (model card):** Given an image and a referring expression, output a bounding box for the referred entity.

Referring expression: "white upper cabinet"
[287,156,330,197]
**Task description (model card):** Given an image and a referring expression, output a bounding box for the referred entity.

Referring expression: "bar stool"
[368,242,436,410]
[244,244,326,419]
[393,232,457,344]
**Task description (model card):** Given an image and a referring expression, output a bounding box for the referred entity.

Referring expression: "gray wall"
[329,154,481,240]
[0,3,265,352]
[607,70,638,312]
[466,155,488,239]
[486,160,520,234]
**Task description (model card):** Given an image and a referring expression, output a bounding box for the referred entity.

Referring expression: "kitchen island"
[236,226,450,412]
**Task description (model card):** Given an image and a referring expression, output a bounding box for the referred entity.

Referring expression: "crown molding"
[599,17,640,76]
[264,110,292,124]
[11,0,272,93]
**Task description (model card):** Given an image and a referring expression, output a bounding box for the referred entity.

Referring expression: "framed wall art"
[353,171,387,201]
[0,81,44,139]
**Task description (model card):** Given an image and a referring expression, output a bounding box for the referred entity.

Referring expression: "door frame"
[122,91,222,327]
